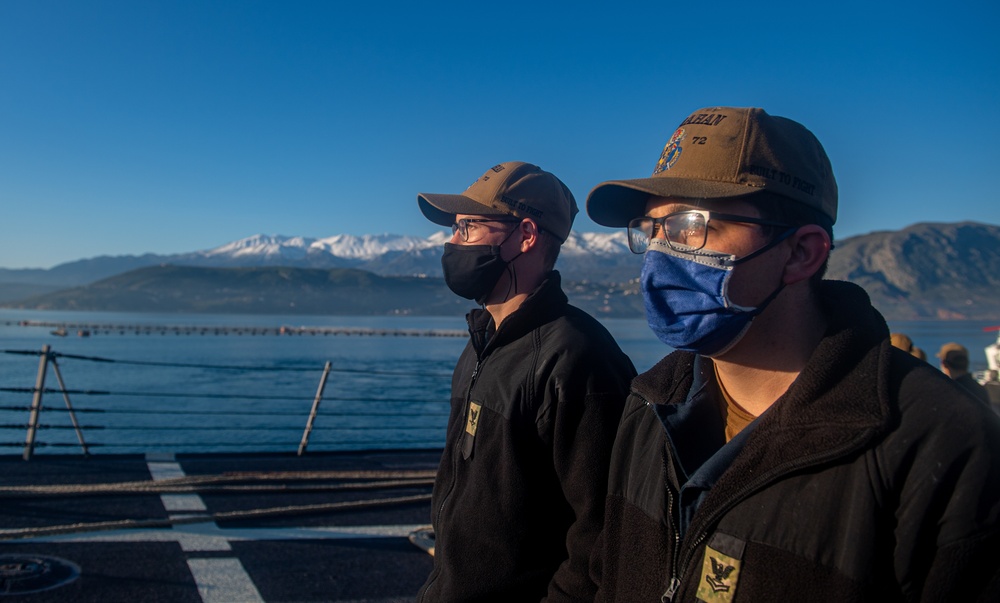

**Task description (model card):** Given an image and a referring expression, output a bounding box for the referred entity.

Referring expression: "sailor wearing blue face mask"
[634,208,796,357]
[585,106,1000,603]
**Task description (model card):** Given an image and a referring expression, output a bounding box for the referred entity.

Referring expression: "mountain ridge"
[2,222,998,320]
[0,230,638,288]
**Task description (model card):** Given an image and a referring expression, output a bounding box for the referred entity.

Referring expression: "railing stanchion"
[23,345,50,461]
[298,361,332,456]
[48,356,89,456]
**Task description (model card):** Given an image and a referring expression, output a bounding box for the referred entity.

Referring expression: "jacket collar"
[634,281,896,541]
[466,271,568,356]
[635,280,894,473]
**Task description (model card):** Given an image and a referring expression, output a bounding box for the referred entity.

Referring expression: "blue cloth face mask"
[641,239,785,357]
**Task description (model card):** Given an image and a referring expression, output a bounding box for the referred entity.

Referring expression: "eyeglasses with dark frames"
[451,218,522,242]
[627,209,792,254]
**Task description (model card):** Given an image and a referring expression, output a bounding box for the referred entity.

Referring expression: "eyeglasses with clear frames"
[627,210,792,254]
[451,218,522,243]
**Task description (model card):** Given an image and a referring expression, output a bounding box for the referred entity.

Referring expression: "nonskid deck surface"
[0,449,439,602]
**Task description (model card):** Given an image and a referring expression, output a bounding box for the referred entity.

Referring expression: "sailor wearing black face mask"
[439,218,522,306]
[415,161,636,602]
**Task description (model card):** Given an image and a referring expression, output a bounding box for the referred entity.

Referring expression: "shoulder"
[878,351,1000,548]
[890,350,996,426]
[631,350,695,404]
[955,373,991,401]
[883,348,1000,484]
[553,304,615,334]
[537,305,631,360]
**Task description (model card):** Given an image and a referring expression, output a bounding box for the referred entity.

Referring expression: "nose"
[651,221,667,240]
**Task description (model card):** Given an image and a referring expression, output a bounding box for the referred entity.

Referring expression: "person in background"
[890,332,927,361]
[415,161,636,602]
[585,105,1000,601]
[937,342,991,406]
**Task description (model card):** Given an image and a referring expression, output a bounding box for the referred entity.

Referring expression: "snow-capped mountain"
[177,230,637,281]
[197,231,628,262]
[0,230,639,290]
[198,234,316,261]
[5,223,999,322]
[198,233,446,262]
[561,231,632,256]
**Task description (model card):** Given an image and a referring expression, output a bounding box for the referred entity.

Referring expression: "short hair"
[537,228,562,272]
[941,351,970,372]
[745,190,834,282]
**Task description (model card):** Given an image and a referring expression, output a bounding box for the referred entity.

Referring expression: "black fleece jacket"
[592,280,1000,602]
[418,272,636,602]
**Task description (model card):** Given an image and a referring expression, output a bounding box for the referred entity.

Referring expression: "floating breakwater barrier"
[6,320,467,338]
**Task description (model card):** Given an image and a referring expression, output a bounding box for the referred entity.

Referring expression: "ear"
[782,225,830,285]
[517,219,541,253]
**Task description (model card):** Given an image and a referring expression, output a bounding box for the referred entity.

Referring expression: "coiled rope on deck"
[0,468,436,541]
[0,493,434,541]
[0,469,436,497]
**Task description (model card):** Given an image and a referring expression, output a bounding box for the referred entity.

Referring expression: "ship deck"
[0,449,439,602]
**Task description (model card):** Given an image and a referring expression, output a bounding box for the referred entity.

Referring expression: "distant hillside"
[2,222,998,320]
[4,264,646,318]
[826,222,1000,320]
[7,265,469,316]
[0,253,167,287]
[0,231,638,288]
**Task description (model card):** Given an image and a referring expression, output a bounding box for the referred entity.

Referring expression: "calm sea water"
[1,309,996,455]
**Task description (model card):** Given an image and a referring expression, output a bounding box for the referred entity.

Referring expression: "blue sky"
[1,0,997,269]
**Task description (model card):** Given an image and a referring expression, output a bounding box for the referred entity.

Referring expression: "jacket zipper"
[468,361,482,397]
[441,356,484,524]
[664,431,875,601]
[640,373,877,603]
[418,356,485,602]
[633,394,684,603]
[661,482,682,602]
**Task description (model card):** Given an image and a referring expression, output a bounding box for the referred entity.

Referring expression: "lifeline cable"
[2,348,451,377]
[0,347,451,454]
[1,386,451,405]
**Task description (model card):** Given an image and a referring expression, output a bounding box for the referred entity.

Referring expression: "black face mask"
[440,243,510,305]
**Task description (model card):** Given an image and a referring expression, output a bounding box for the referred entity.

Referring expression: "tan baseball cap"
[890,333,914,352]
[418,161,579,242]
[586,106,838,227]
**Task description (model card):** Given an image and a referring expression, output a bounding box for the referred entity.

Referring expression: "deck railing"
[1,345,452,459]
